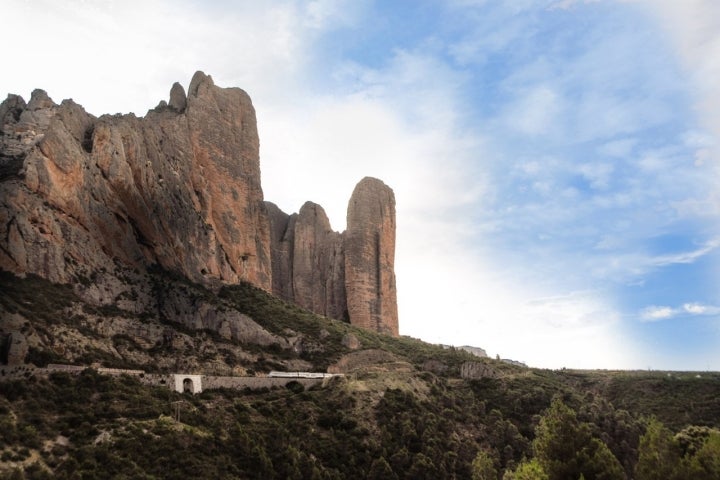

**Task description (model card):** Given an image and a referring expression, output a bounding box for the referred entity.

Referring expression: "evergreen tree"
[367,457,398,480]
[471,449,498,480]
[533,397,625,480]
[634,418,683,480]
[503,459,548,480]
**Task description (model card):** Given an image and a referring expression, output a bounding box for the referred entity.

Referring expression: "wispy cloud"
[640,302,720,322]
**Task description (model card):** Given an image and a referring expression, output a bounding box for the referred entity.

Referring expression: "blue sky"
[3,0,719,369]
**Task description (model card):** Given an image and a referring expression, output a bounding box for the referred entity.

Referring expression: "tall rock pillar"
[344,177,399,336]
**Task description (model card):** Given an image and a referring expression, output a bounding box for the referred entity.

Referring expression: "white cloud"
[652,239,720,267]
[598,138,637,158]
[399,249,633,369]
[587,239,720,284]
[640,302,720,322]
[640,305,676,322]
[633,0,720,161]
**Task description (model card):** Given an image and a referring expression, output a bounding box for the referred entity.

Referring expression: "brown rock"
[0,74,399,341]
[327,349,410,374]
[0,71,271,290]
[422,359,448,374]
[342,333,361,350]
[266,179,398,334]
[6,331,28,365]
[265,201,296,302]
[292,202,346,319]
[266,200,347,321]
[168,82,187,112]
[345,177,398,336]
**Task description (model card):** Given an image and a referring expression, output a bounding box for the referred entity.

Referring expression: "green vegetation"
[2,370,720,479]
[2,268,720,478]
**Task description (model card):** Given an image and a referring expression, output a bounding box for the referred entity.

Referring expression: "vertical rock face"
[0,73,398,336]
[265,201,296,302]
[292,202,346,320]
[345,177,398,336]
[265,201,347,321]
[0,71,271,290]
[5,331,29,365]
[266,178,398,336]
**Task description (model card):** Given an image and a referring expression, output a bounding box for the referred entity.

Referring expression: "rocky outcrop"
[460,361,499,379]
[266,201,347,321]
[0,71,271,290]
[292,202,346,320]
[1,73,399,337]
[265,202,297,302]
[5,331,28,365]
[345,178,398,336]
[265,179,398,336]
[327,349,412,374]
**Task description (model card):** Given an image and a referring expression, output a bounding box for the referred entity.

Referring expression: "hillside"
[2,269,720,479]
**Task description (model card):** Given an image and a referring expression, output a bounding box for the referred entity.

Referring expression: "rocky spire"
[344,177,398,336]
[265,177,399,336]
[168,82,187,112]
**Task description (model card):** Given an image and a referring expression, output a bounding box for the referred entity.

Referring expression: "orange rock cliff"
[0,72,399,336]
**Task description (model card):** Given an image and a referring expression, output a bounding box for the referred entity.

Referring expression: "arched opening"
[183,378,194,393]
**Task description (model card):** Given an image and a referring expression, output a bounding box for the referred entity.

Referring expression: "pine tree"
[471,449,498,480]
[533,397,625,480]
[634,418,683,480]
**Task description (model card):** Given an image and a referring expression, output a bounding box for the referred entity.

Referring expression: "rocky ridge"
[0,72,398,337]
[265,177,399,336]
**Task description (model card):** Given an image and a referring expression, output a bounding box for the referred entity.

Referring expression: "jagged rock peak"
[292,201,346,319]
[266,177,398,335]
[0,72,271,290]
[0,73,399,337]
[168,82,187,112]
[27,89,55,110]
[188,70,214,97]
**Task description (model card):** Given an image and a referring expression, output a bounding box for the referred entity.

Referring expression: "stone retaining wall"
[0,364,331,393]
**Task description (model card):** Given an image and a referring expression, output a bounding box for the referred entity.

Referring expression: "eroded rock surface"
[266,179,398,336]
[345,177,398,336]
[1,74,399,338]
[0,71,271,290]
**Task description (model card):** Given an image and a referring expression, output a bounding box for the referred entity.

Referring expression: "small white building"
[173,374,202,394]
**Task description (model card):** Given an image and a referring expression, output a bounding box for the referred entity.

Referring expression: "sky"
[2,0,720,370]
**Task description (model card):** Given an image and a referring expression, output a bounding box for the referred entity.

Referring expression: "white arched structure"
[173,374,202,394]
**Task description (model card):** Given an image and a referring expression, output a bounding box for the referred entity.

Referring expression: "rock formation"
[345,178,398,336]
[266,201,347,321]
[0,72,398,336]
[0,71,271,289]
[5,331,28,366]
[266,180,399,336]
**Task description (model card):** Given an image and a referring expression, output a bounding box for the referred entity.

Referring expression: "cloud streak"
[640,303,720,322]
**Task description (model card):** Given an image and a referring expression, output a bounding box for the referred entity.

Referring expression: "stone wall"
[0,364,330,393]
